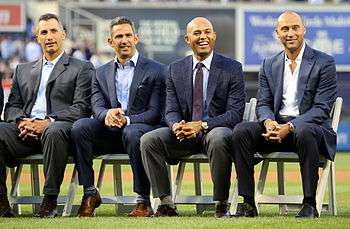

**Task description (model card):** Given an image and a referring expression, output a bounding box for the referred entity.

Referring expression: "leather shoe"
[0,196,15,217]
[35,196,57,218]
[296,203,319,218]
[128,202,154,217]
[215,203,231,218]
[233,203,258,217]
[153,204,178,217]
[78,192,102,217]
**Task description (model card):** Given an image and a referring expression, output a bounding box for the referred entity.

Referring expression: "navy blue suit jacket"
[257,45,337,160]
[92,55,166,125]
[166,53,245,130]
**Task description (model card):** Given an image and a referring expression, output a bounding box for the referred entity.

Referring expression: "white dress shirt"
[279,43,306,117]
[31,51,64,119]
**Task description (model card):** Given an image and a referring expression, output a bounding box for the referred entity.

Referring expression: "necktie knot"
[196,62,204,70]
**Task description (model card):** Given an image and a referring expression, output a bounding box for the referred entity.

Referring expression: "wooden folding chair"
[255,97,342,216]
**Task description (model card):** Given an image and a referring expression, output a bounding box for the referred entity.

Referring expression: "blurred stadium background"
[2,1,350,151]
[0,1,350,225]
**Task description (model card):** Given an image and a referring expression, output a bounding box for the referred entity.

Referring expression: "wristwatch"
[201,122,209,132]
[287,122,295,132]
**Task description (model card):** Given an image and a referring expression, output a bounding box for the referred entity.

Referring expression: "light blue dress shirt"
[192,52,213,120]
[31,52,64,119]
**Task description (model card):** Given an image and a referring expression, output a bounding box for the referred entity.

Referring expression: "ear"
[184,34,190,45]
[134,34,139,45]
[107,36,113,47]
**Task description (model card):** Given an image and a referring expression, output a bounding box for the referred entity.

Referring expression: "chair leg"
[172,162,186,203]
[328,161,337,216]
[277,162,287,215]
[30,164,40,214]
[113,163,124,214]
[62,166,78,216]
[96,161,106,191]
[229,179,239,215]
[255,159,269,213]
[9,167,21,214]
[193,162,206,214]
[316,160,331,216]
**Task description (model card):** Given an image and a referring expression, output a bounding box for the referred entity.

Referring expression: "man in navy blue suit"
[141,17,245,218]
[71,17,166,217]
[232,11,337,218]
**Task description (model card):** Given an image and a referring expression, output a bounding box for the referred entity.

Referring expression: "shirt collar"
[284,42,306,62]
[192,51,213,70]
[115,50,139,68]
[42,51,64,66]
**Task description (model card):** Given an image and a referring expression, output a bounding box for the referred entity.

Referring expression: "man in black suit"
[232,11,337,218]
[71,17,166,217]
[0,13,93,218]
[0,73,3,119]
[141,17,245,217]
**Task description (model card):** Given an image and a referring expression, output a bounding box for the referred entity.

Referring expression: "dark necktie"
[192,62,204,121]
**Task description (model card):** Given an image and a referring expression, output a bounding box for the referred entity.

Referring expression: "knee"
[206,127,232,147]
[122,125,142,143]
[71,118,92,139]
[232,122,250,142]
[42,123,70,141]
[295,125,315,143]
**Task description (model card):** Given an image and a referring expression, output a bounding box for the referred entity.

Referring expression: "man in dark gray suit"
[141,17,245,218]
[232,11,337,218]
[0,13,93,218]
[71,17,166,217]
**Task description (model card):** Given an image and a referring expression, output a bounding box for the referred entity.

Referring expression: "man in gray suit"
[0,13,93,218]
[232,11,337,218]
[141,17,245,217]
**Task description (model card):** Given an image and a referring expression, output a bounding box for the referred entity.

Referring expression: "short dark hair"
[35,13,64,34]
[109,17,136,34]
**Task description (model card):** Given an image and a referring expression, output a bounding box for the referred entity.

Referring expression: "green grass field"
[1,153,350,228]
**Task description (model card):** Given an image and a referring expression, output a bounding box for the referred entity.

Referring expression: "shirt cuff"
[125,116,130,126]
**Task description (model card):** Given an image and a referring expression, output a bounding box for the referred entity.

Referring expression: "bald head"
[186,17,214,34]
[277,11,305,29]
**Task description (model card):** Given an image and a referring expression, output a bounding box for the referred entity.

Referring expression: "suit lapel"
[296,45,315,106]
[127,56,146,112]
[206,53,221,106]
[183,56,193,117]
[46,52,68,85]
[272,52,284,113]
[30,59,43,100]
[105,61,118,107]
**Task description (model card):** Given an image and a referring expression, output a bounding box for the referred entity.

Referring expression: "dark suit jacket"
[92,55,166,125]
[166,53,246,130]
[4,53,94,123]
[257,44,337,160]
[0,73,3,119]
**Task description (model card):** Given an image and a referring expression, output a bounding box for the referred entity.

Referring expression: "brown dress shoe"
[35,196,57,218]
[128,202,154,217]
[153,204,178,217]
[0,196,15,217]
[78,192,101,217]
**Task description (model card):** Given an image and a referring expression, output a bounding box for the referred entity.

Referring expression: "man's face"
[36,18,66,56]
[108,23,138,60]
[276,13,305,53]
[185,19,216,60]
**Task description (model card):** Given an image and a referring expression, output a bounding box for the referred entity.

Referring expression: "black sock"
[243,195,255,206]
[45,194,58,201]
[83,186,97,196]
[303,197,316,208]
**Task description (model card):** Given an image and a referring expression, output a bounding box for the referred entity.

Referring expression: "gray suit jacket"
[92,55,166,125]
[166,53,246,130]
[4,53,94,123]
[257,45,337,160]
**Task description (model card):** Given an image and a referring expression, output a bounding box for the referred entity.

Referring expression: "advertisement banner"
[243,10,350,71]
[0,2,25,32]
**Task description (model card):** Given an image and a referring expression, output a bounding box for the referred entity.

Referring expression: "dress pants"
[0,121,72,196]
[232,121,324,203]
[71,118,157,196]
[141,126,234,201]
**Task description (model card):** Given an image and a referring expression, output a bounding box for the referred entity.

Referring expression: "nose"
[199,31,206,40]
[286,29,296,37]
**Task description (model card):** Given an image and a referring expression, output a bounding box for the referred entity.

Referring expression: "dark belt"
[277,115,295,123]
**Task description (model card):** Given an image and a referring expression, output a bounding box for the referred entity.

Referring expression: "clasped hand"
[17,118,50,141]
[173,120,203,141]
[262,120,290,143]
[105,108,127,128]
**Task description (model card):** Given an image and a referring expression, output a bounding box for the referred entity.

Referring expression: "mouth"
[46,42,56,48]
[197,41,209,48]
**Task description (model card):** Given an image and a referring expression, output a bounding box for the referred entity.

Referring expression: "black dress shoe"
[215,203,231,218]
[233,203,258,217]
[34,196,58,218]
[296,203,319,218]
[0,196,15,217]
[153,204,178,217]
